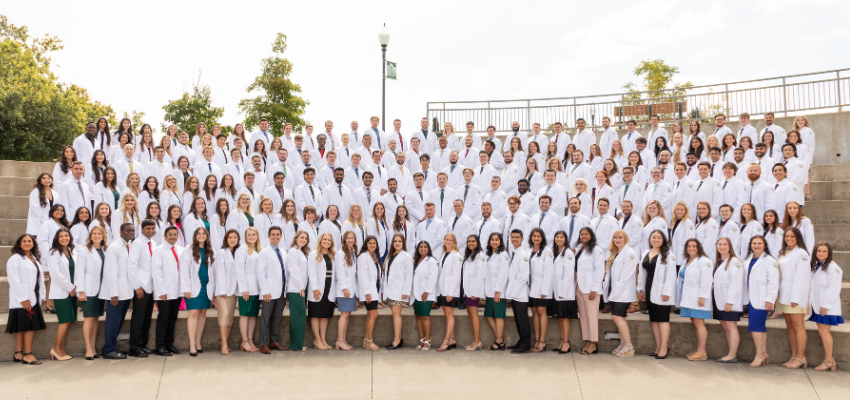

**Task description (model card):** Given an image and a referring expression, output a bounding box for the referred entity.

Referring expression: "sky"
[5,0,850,139]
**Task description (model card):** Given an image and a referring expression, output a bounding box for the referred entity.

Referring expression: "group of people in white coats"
[8,112,839,371]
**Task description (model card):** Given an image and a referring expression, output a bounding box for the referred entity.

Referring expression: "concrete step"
[1,307,848,363]
[0,160,55,179]
[0,177,38,197]
[0,219,27,246]
[0,196,30,220]
[809,181,850,201]
[805,201,850,224]
[814,224,850,251]
[0,246,8,276]
[810,164,850,181]
[836,252,850,281]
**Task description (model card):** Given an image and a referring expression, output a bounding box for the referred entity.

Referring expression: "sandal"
[363,339,379,351]
[580,343,598,355]
[615,343,635,357]
[13,351,22,362]
[552,339,564,352]
[464,341,483,351]
[437,338,452,352]
[784,357,808,369]
[815,359,837,371]
[420,339,431,351]
[489,340,505,351]
[21,352,42,365]
[416,338,425,350]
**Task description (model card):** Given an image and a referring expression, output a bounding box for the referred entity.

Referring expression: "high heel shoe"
[464,342,483,351]
[815,359,837,371]
[420,339,431,351]
[335,339,352,351]
[437,338,452,352]
[385,339,404,350]
[538,342,548,353]
[363,339,379,351]
[558,341,571,354]
[552,339,564,352]
[489,340,506,351]
[416,338,425,350]
[13,351,22,362]
[581,343,599,355]
[449,338,457,349]
[749,353,769,367]
[20,352,42,365]
[50,349,72,361]
[785,357,807,369]
[615,343,635,357]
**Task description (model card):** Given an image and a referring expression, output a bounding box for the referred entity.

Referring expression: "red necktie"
[148,241,152,256]
[398,133,404,151]
[171,246,179,270]
[465,149,469,158]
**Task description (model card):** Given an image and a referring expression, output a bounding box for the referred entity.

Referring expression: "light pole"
[379,24,391,133]
[590,104,596,128]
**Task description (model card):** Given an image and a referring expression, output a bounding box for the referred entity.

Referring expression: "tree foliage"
[0,15,115,161]
[238,33,309,135]
[622,59,694,102]
[161,76,228,137]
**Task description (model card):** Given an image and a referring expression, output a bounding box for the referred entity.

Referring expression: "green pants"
[287,292,307,350]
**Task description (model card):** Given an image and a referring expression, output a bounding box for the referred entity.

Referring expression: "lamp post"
[378,24,391,133]
[590,104,596,128]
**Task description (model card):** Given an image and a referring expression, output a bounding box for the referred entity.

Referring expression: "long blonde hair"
[118,192,141,223]
[605,230,630,273]
[609,140,625,159]
[641,200,667,226]
[244,227,262,255]
[345,204,365,227]
[85,225,109,251]
[341,231,357,267]
[314,232,337,262]
[442,233,459,254]
[670,201,691,226]
[125,172,142,197]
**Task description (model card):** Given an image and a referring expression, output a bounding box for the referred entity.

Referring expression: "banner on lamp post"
[386,61,397,80]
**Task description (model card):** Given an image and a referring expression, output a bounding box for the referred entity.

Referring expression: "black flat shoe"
[490,340,506,351]
[385,339,404,350]
[189,352,198,357]
[13,351,22,362]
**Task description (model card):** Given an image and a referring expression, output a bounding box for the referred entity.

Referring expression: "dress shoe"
[510,347,531,354]
[128,350,148,358]
[260,345,271,354]
[141,347,153,354]
[103,351,127,360]
[269,342,288,351]
[166,346,181,355]
[600,306,612,314]
[155,348,173,356]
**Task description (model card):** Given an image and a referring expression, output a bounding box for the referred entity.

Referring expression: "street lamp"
[379,24,391,133]
[590,104,596,128]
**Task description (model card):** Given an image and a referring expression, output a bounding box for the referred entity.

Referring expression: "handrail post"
[838,71,843,112]
[526,100,530,131]
[782,78,788,117]
[487,102,491,133]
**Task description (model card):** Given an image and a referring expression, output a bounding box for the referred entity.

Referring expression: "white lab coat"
[412,256,439,302]
[356,253,383,301]
[128,236,155,293]
[777,247,811,310]
[505,247,531,302]
[693,176,723,218]
[75,246,104,298]
[461,253,487,299]
[437,250,464,298]
[574,243,605,295]
[742,255,779,309]
[676,256,714,311]
[530,211,561,245]
[552,247,576,301]
[738,220,764,258]
[27,189,60,235]
[527,247,555,299]
[602,247,638,303]
[382,251,414,302]
[179,246,216,301]
[214,248,240,297]
[47,249,77,300]
[484,251,511,298]
[713,257,745,312]
[306,251,337,303]
[638,250,678,306]
[333,251,359,299]
[255,245,285,300]
[809,262,843,316]
[694,218,720,263]
[284,248,309,294]
[669,218,696,265]
[152,243,182,299]
[6,254,46,309]
[102,239,133,301]
[618,214,644,255]
[763,227,784,260]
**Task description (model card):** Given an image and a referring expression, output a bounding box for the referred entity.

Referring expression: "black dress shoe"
[385,339,404,350]
[510,347,531,354]
[128,351,149,358]
[103,351,127,360]
[141,347,153,354]
[155,348,173,356]
[166,346,181,355]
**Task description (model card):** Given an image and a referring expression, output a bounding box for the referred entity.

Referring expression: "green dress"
[184,248,211,310]
[54,254,79,324]
[79,248,105,318]
[245,212,254,227]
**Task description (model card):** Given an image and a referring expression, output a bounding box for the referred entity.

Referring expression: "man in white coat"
[598,117,619,158]
[417,154,438,193]
[449,199,475,248]
[293,168,322,218]
[740,163,772,220]
[517,179,538,218]
[617,167,645,218]
[693,161,723,219]
[482,125,503,155]
[531,195,560,244]
[128,220,157,357]
[353,172,382,221]
[589,198,618,258]
[500,151,523,197]
[60,161,92,215]
[618,201,643,254]
[752,143,776,185]
[474,203,503,246]
[380,179,404,220]
[621,120,642,155]
[364,116,385,151]
[114,144,146,191]
[346,122,361,150]
[710,114,733,142]
[768,164,804,224]
[256,226,288,353]
[567,150,596,190]
[386,152,413,196]
[320,168,353,221]
[146,147,172,189]
[472,151,498,190]
[572,118,596,157]
[483,176,509,222]
[561,197,590,249]
[441,151,464,188]
[410,117,437,155]
[458,136,480,169]
[429,173,459,221]
[527,123,550,155]
[416,203,447,259]
[151,226,183,356]
[227,148,249,191]
[405,172,428,223]
[503,195,533,254]
[335,133,354,168]
[249,119,273,153]
[538,170,568,218]
[193,146,223,185]
[73,123,99,169]
[385,119,406,153]
[263,172,293,218]
[265,148,294,192]
[343,153,366,191]
[502,120,529,153]
[646,115,669,153]
[431,136,453,173]
[760,112,787,146]
[458,169,483,221]
[720,162,746,221]
[102,223,136,359]
[644,167,673,216]
[671,162,697,221]
[736,113,759,144]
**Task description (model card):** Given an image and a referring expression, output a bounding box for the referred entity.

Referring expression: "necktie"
[539,212,546,226]
[278,187,285,201]
[236,164,241,173]
[595,216,603,231]
[568,215,576,243]
[373,128,382,149]
[480,166,484,175]
[478,219,487,238]
[451,165,456,173]
[710,164,715,177]
[281,164,286,178]
[354,167,360,179]
[440,189,445,215]
[129,160,133,174]
[171,246,179,270]
[263,131,269,141]
[623,184,629,198]
[452,215,460,229]
[464,185,470,201]
[309,136,314,147]
[309,186,315,201]
[687,166,692,175]
[397,132,404,151]
[338,185,343,196]
[426,219,432,229]
[76,181,84,198]
[393,194,398,203]
[697,181,703,191]
[422,129,428,140]
[676,181,680,190]
[465,149,469,158]
[345,148,349,156]
[723,181,728,189]
[424,171,428,180]
[208,163,212,173]
[147,241,152,256]
[627,132,632,140]
[653,184,658,196]
[378,168,382,178]
[274,247,286,283]
[400,168,404,176]
[366,189,371,204]
[749,183,754,203]
[546,185,551,194]
[774,183,779,190]
[419,191,423,201]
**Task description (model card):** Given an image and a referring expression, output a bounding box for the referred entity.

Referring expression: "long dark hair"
[762,209,781,234]
[116,117,134,142]
[58,145,78,174]
[392,204,411,231]
[745,235,770,260]
[653,136,670,160]
[90,150,109,184]
[102,166,118,191]
[144,201,162,223]
[50,227,75,255]
[552,231,570,257]
[359,235,381,263]
[95,117,112,146]
[48,204,70,228]
[780,227,808,255]
[688,136,705,158]
[166,204,182,227]
[70,207,92,229]
[485,232,505,257]
[190,196,208,220]
[413,240,433,266]
[811,241,833,272]
[12,234,42,264]
[143,176,161,199]
[573,227,597,257]
[221,229,241,253]
[682,238,707,262]
[648,229,670,265]
[214,198,230,227]
[35,173,54,208]
[191,227,215,264]
[464,235,482,261]
[526,227,547,257]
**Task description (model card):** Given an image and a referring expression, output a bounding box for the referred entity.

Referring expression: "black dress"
[5,258,47,334]
[308,254,335,318]
[644,253,671,323]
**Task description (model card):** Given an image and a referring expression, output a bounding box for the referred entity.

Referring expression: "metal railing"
[426,68,849,133]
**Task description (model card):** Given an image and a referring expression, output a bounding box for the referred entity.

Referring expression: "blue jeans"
[102,299,130,355]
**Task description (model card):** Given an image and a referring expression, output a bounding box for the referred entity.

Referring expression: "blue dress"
[679,264,712,319]
[809,262,845,326]
[185,248,211,310]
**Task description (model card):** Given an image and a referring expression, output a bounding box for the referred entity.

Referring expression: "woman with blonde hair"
[341,203,367,249]
[158,174,182,212]
[182,176,201,217]
[609,140,627,168]
[677,238,714,361]
[286,230,311,351]
[191,122,208,152]
[254,197,276,247]
[308,233,337,350]
[571,178,593,218]
[669,201,695,271]
[89,202,113,241]
[670,122,687,164]
[437,233,464,351]
[111,193,140,237]
[588,143,604,172]
[122,172,142,198]
[522,158,544,194]
[713,236,745,363]
[158,135,174,167]
[602,230,638,357]
[641,200,668,255]
[334,231,360,350]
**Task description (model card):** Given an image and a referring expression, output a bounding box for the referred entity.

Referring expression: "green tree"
[161,78,228,139]
[123,110,152,132]
[0,15,116,161]
[619,59,694,124]
[238,33,309,135]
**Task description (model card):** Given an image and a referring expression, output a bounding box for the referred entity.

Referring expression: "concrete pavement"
[1,349,847,400]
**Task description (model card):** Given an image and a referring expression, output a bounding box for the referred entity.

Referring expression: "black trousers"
[155,298,181,349]
[511,300,531,349]
[129,291,155,352]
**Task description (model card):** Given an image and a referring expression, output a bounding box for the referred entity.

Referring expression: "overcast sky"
[6,0,849,137]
